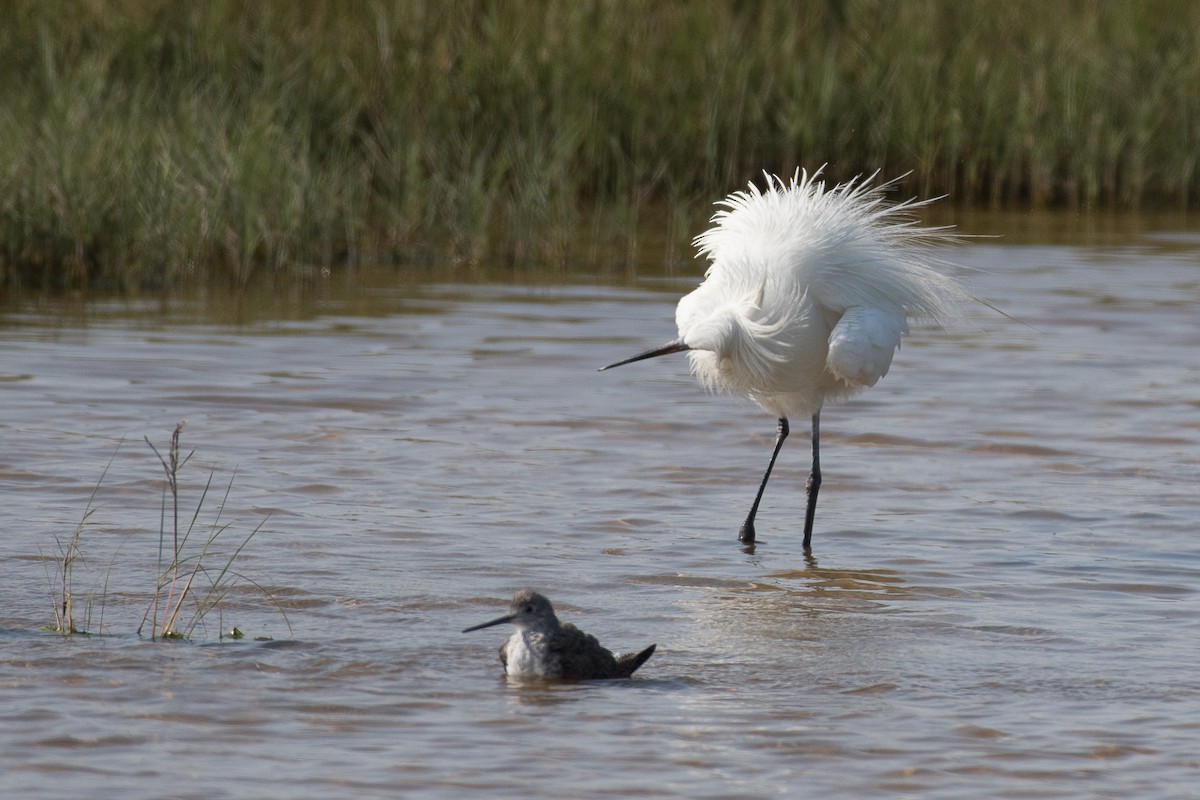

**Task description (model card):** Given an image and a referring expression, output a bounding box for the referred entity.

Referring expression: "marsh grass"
[43,508,91,636]
[40,444,123,635]
[2,1,1198,290]
[42,423,290,640]
[138,422,291,640]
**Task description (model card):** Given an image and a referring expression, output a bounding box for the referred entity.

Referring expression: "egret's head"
[676,290,801,396]
[599,294,782,391]
[677,303,743,356]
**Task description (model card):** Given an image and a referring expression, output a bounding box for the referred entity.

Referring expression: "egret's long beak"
[462,614,514,633]
[599,337,691,371]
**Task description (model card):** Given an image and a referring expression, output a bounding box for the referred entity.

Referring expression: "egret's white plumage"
[602,167,966,547]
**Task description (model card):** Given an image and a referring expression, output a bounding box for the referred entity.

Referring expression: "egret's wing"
[827,306,908,387]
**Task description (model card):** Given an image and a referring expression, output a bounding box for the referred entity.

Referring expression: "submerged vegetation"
[42,423,289,640]
[138,422,286,640]
[2,0,1198,290]
[41,444,122,635]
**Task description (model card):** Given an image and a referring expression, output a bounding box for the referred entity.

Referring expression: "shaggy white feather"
[827,305,908,387]
[677,167,963,419]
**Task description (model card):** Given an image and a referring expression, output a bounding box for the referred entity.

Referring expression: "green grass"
[41,423,290,640]
[139,422,290,641]
[2,0,1198,290]
[40,443,122,635]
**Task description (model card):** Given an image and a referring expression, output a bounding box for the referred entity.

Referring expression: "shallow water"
[2,222,1199,798]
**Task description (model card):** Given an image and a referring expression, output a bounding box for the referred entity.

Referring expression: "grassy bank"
[1,0,1198,290]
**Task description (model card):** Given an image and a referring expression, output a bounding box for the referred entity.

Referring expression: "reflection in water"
[764,563,908,598]
[2,226,1200,797]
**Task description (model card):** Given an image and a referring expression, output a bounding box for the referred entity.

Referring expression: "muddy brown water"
[1,220,1198,798]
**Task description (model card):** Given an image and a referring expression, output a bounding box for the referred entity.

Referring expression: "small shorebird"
[462,589,656,680]
[601,168,966,548]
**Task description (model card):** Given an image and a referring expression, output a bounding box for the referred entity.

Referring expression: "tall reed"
[140,422,289,640]
[1,0,1197,290]
[41,444,122,635]
[40,423,289,639]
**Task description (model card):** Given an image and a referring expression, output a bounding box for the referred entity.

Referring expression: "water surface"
[1,221,1198,798]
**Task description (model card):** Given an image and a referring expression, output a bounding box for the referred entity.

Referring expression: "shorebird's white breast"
[503,630,555,678]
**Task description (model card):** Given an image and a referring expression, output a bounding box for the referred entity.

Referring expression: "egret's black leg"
[739,417,789,543]
[801,412,821,550]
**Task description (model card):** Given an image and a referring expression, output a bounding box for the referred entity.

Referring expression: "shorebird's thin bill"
[462,614,514,633]
[599,338,691,371]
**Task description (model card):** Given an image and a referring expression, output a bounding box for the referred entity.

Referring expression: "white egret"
[601,167,965,548]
